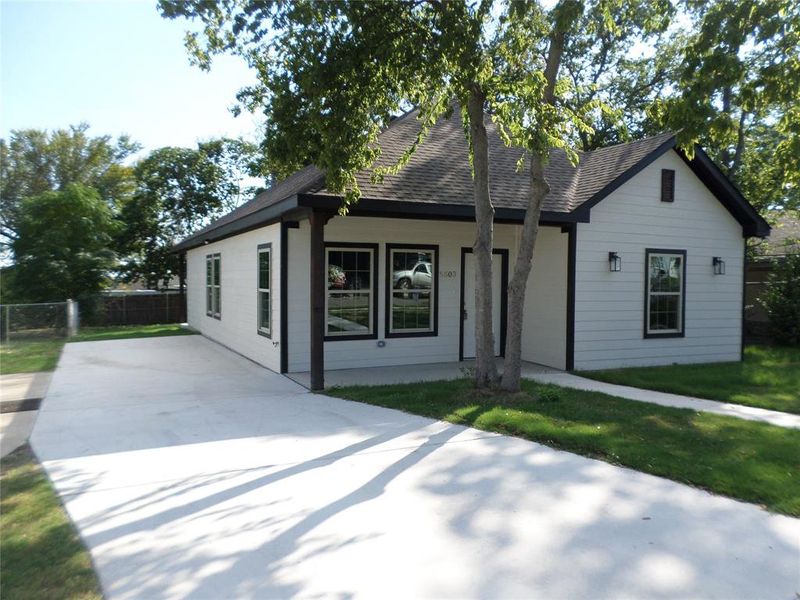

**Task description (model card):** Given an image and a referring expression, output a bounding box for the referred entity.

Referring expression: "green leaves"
[117,138,266,288]
[11,184,118,304]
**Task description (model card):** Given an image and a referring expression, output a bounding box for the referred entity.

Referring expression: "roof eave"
[172,195,301,253]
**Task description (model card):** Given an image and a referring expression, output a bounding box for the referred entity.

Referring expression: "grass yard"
[0,338,64,374]
[577,345,800,415]
[0,324,196,375]
[1,445,101,600]
[329,379,800,516]
[71,323,195,343]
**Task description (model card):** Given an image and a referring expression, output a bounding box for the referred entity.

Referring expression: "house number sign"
[439,270,457,279]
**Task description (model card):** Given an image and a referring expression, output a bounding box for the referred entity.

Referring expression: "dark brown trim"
[643,248,687,339]
[565,224,577,370]
[458,247,509,361]
[206,252,221,319]
[174,195,301,252]
[256,243,272,339]
[661,169,675,202]
[677,146,770,238]
[298,194,584,226]
[279,222,289,373]
[323,242,380,342]
[309,211,326,390]
[385,243,439,339]
[741,242,746,360]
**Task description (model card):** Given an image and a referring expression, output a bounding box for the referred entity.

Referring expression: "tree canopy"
[11,184,118,304]
[117,138,267,288]
[0,124,139,249]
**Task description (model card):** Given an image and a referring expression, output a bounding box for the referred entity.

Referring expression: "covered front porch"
[287,208,572,390]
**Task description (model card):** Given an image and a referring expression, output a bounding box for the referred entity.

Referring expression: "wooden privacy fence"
[744,260,772,342]
[92,292,186,326]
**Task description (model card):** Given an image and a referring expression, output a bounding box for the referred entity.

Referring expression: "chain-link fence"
[0,301,78,343]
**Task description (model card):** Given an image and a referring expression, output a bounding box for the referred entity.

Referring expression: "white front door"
[462,252,503,359]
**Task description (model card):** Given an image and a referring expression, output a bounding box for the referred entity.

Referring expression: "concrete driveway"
[32,336,799,599]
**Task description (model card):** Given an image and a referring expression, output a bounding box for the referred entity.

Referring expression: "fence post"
[66,299,79,337]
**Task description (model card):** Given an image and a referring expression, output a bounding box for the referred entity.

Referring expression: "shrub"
[759,252,800,346]
[536,384,561,403]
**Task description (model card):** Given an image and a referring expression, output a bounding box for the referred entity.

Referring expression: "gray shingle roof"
[177,110,677,248]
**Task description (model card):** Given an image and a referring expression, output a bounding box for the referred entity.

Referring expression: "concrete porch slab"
[286,359,560,389]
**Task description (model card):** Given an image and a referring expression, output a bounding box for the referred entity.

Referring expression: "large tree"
[11,184,118,304]
[0,124,139,250]
[117,138,267,289]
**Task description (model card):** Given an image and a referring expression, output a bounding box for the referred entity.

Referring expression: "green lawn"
[71,323,195,343]
[577,345,800,415]
[0,324,196,375]
[329,379,800,516]
[0,338,64,374]
[1,445,101,600]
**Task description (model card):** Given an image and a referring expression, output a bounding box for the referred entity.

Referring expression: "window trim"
[324,242,379,342]
[206,252,221,319]
[385,243,439,339]
[644,248,686,339]
[257,243,272,338]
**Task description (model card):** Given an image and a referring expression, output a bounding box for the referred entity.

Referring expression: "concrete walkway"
[528,372,800,429]
[31,336,799,599]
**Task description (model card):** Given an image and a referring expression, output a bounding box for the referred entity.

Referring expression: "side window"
[206,253,221,318]
[257,245,271,336]
[645,249,685,337]
[387,245,438,337]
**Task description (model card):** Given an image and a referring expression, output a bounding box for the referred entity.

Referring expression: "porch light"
[608,252,622,272]
[712,256,726,275]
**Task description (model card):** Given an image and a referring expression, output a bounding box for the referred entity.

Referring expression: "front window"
[258,245,271,336]
[387,245,437,336]
[325,245,376,339]
[645,249,685,337]
[206,253,221,318]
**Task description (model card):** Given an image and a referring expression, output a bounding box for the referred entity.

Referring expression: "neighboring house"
[173,111,769,389]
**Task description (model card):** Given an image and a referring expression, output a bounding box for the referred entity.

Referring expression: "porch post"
[309,210,326,390]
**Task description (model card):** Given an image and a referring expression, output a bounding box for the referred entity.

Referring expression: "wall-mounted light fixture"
[712,256,726,275]
[608,252,622,272]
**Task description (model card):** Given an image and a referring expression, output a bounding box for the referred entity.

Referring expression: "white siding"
[573,150,744,370]
[287,216,567,372]
[186,224,281,372]
[522,227,568,370]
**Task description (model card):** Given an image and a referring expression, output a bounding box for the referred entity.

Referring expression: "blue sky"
[1,0,262,155]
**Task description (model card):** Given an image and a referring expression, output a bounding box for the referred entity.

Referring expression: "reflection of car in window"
[392,261,432,290]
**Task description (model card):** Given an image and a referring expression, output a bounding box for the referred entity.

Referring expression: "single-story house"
[174,111,770,389]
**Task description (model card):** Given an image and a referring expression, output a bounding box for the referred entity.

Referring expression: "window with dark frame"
[645,249,685,337]
[257,245,271,336]
[206,253,221,318]
[387,245,437,337]
[661,169,675,202]
[325,245,376,339]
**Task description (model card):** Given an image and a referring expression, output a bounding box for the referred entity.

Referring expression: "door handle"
[462,309,468,320]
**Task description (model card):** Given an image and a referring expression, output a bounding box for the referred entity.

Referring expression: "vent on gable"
[661,169,675,202]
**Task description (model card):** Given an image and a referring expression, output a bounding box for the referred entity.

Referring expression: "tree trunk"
[500,154,548,391]
[500,18,568,392]
[467,84,498,387]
